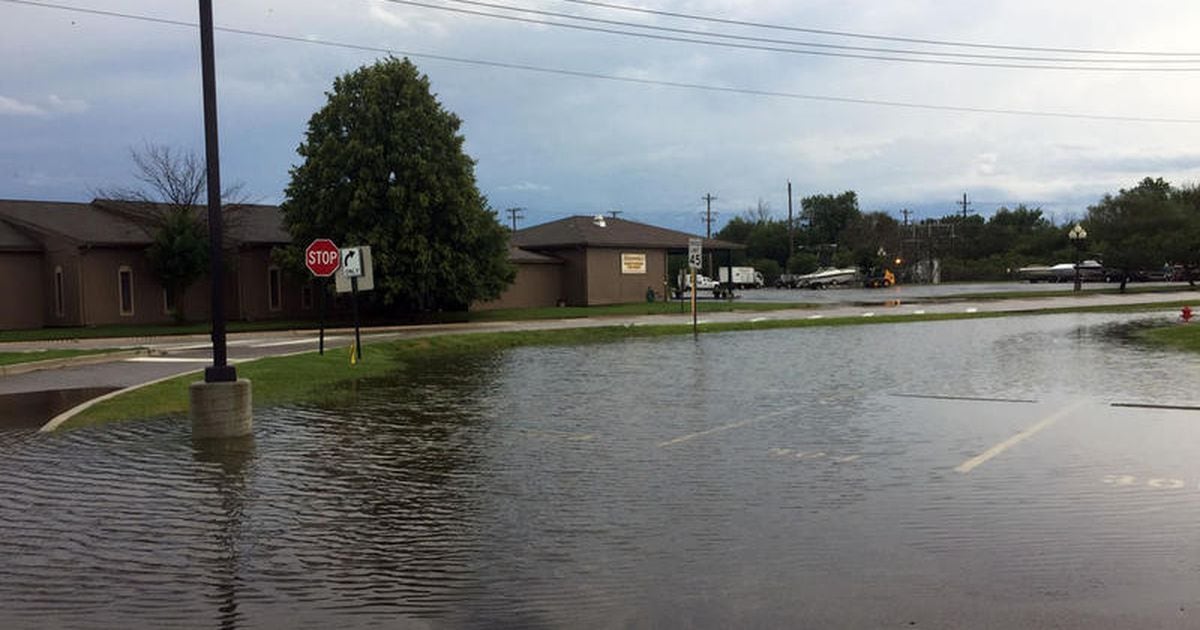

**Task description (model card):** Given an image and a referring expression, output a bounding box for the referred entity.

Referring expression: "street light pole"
[1069,223,1087,293]
[199,0,234,383]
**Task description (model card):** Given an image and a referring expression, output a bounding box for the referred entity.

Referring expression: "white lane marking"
[156,342,212,351]
[125,357,245,364]
[954,400,1086,474]
[252,337,341,348]
[659,404,803,447]
[861,312,876,318]
[750,317,769,322]
[807,314,823,320]
[695,319,710,324]
[965,307,979,313]
[913,309,926,315]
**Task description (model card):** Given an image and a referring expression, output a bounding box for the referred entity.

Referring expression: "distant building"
[0,202,743,329]
[0,199,308,329]
[475,215,742,309]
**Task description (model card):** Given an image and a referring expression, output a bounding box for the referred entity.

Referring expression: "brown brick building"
[477,215,742,309]
[0,203,740,328]
[0,199,311,329]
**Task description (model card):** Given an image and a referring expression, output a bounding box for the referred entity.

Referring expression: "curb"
[0,348,151,377]
[39,368,200,433]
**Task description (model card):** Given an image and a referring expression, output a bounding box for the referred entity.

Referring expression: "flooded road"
[3,312,1200,627]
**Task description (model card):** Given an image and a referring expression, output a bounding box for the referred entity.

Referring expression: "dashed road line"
[658,404,803,447]
[891,393,1038,404]
[954,400,1086,474]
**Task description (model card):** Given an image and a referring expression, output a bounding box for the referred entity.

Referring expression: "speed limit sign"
[688,238,703,270]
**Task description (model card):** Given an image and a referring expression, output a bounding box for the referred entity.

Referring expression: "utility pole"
[505,207,525,232]
[702,193,717,238]
[702,193,717,276]
[608,210,623,219]
[958,193,972,220]
[787,181,794,263]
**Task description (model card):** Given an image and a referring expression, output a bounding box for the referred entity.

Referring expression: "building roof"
[0,199,291,247]
[511,215,743,251]
[0,219,42,252]
[508,245,562,264]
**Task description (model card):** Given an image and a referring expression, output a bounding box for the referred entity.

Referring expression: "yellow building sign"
[621,253,647,274]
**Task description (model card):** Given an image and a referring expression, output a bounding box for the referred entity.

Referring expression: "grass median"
[0,348,125,368]
[56,299,1196,431]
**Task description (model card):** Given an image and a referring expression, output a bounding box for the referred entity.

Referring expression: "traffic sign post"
[339,246,366,362]
[688,238,702,336]
[305,239,340,355]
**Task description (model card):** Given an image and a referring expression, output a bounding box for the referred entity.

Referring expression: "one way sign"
[340,247,363,278]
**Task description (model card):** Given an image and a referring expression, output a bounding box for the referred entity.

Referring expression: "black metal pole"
[199,0,235,383]
[351,276,362,361]
[318,279,326,355]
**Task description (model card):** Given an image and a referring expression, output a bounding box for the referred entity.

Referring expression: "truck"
[676,270,720,294]
[716,267,765,289]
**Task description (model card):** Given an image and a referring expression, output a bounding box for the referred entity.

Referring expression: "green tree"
[282,57,514,312]
[1087,177,1187,291]
[801,191,860,246]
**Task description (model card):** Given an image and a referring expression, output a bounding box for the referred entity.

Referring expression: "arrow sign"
[340,247,363,278]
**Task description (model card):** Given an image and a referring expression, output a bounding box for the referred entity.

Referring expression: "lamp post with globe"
[1068,223,1088,292]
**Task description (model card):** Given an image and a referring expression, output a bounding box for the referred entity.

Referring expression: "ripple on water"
[2,313,1200,627]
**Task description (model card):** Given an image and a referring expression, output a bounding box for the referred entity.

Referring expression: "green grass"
[461,299,817,321]
[1133,321,1200,353]
[0,348,125,367]
[58,298,1199,431]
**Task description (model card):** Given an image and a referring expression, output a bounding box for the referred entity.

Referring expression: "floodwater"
[736,280,1186,305]
[0,387,117,430]
[3,312,1200,627]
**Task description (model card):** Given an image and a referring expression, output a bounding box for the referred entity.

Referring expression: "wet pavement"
[3,312,1200,627]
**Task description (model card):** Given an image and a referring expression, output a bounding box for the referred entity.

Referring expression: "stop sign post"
[305,239,339,355]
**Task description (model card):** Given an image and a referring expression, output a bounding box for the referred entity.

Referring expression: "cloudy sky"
[4,0,1200,233]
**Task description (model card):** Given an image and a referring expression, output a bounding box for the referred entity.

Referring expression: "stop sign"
[305,238,341,277]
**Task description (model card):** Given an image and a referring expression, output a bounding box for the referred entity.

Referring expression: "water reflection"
[1,313,1200,627]
[0,387,117,431]
[193,436,256,630]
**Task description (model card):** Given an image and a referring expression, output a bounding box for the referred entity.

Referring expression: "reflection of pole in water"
[193,435,255,630]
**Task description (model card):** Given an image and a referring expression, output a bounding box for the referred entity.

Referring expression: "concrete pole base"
[190,378,253,439]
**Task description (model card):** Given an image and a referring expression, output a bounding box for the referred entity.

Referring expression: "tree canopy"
[282,57,513,312]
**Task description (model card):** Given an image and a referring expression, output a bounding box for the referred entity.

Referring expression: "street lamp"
[1068,223,1088,292]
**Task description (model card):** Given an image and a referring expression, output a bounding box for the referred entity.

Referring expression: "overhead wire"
[3,0,1200,124]
[382,0,1200,71]
[405,0,1200,66]
[557,0,1200,57]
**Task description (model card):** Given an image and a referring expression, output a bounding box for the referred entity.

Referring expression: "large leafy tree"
[282,57,513,312]
[1087,177,1188,291]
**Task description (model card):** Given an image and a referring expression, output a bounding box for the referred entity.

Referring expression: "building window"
[268,266,282,311]
[118,266,134,316]
[163,287,177,315]
[54,266,65,317]
[300,283,314,310]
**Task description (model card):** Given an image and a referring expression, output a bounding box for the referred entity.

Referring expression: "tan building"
[476,215,742,309]
[0,199,312,330]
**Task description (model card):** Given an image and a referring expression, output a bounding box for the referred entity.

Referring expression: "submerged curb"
[39,369,200,433]
[0,348,150,377]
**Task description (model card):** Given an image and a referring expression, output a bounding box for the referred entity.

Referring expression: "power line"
[5,0,1200,124]
[558,0,1200,58]
[410,0,1200,66]
[505,206,525,231]
[384,0,1200,71]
